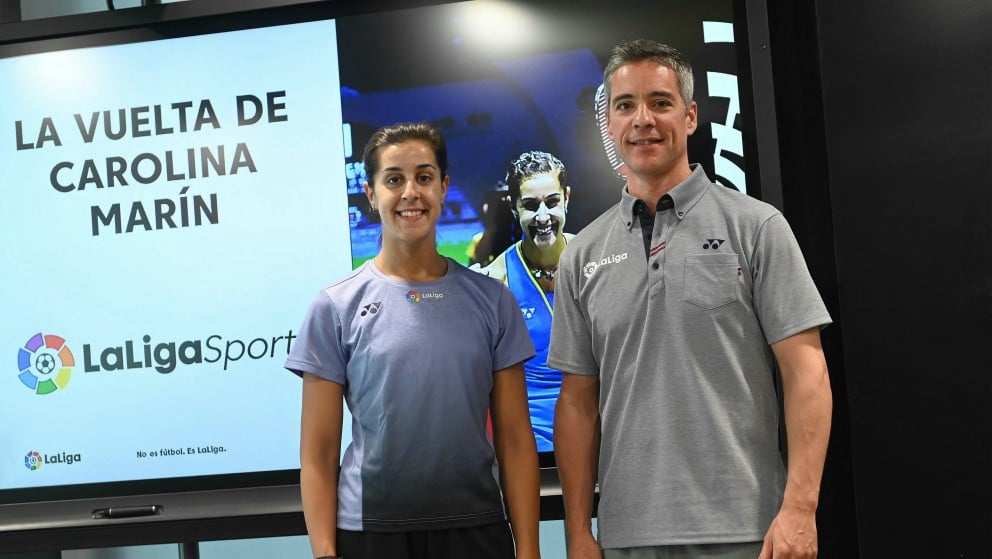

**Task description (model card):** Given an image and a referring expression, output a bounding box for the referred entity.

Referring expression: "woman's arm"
[491,362,542,559]
[300,373,344,559]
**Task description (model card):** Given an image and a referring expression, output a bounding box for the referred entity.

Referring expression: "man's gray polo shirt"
[548,165,831,548]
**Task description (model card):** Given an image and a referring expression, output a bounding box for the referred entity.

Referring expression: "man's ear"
[686,101,698,135]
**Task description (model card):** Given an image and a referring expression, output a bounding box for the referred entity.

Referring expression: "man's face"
[517,171,568,251]
[606,60,697,182]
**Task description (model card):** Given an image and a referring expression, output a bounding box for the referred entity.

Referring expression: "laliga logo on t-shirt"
[406,290,443,303]
[583,252,628,278]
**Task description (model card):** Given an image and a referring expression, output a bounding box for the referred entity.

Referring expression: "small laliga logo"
[406,290,443,303]
[24,451,42,471]
[17,332,75,395]
[23,450,82,470]
[582,262,598,278]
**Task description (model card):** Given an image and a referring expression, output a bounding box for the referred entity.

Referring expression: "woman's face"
[364,140,448,247]
[517,171,568,251]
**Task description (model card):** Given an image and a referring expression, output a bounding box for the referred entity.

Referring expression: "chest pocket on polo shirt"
[683,253,739,309]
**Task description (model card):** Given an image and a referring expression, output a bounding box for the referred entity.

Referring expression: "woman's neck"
[521,235,566,270]
[374,241,448,282]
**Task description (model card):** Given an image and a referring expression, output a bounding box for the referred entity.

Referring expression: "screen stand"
[179,541,200,559]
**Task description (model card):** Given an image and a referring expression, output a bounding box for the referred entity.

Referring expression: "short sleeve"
[492,283,536,371]
[547,247,598,375]
[284,290,348,384]
[751,213,832,344]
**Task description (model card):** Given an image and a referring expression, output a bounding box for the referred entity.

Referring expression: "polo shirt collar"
[619,164,711,230]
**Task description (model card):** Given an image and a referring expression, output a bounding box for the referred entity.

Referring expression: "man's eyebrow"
[611,91,678,104]
[611,93,634,105]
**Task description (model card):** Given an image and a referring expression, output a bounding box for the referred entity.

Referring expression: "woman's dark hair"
[362,122,448,185]
[504,150,567,201]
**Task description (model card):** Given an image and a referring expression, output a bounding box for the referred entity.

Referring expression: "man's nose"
[633,103,653,127]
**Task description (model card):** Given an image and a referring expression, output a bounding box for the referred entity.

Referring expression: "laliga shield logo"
[17,333,74,395]
[24,451,43,471]
[583,261,599,278]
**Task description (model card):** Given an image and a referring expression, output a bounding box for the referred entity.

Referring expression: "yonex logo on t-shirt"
[703,238,725,249]
[360,302,381,316]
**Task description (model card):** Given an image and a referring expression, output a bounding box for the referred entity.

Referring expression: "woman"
[286,122,541,559]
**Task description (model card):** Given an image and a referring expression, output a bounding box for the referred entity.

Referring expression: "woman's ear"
[364,181,375,211]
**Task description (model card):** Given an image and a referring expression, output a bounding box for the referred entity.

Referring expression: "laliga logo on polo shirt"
[583,252,628,278]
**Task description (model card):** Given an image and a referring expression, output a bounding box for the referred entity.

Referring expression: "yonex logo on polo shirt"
[521,306,536,319]
[703,238,725,249]
[583,252,629,278]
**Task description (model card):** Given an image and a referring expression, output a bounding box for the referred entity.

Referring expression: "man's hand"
[758,505,818,559]
[566,530,603,559]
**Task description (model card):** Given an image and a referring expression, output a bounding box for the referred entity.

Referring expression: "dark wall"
[765,1,858,556]
[773,0,991,556]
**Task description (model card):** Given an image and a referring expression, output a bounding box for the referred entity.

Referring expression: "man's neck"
[626,163,692,215]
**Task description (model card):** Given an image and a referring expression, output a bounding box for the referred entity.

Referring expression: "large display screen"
[1,0,750,504]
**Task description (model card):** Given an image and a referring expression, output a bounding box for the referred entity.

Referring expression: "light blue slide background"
[0,19,352,489]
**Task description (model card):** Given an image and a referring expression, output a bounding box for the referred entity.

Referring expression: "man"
[549,39,832,559]
[473,151,573,452]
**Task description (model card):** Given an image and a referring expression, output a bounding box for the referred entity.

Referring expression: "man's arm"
[491,362,542,559]
[760,327,832,559]
[299,373,344,559]
[554,372,602,559]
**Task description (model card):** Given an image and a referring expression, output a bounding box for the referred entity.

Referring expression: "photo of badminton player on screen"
[471,151,573,452]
